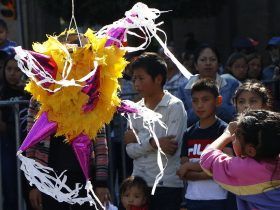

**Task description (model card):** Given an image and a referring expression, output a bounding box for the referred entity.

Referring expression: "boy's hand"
[176,162,190,179]
[226,121,238,135]
[124,129,137,144]
[150,135,178,155]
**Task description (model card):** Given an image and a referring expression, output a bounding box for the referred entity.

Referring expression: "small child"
[120,176,149,210]
[200,110,280,209]
[233,79,273,113]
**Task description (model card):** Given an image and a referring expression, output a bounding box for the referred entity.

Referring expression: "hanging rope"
[66,0,82,47]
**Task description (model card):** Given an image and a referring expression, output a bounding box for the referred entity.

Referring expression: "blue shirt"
[177,74,240,126]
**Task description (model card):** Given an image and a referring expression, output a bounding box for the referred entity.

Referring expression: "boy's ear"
[155,74,163,85]
[216,95,223,106]
[245,144,257,158]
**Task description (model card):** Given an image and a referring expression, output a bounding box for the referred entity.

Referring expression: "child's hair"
[246,53,262,79]
[2,53,18,84]
[233,79,273,110]
[246,53,261,64]
[120,176,149,199]
[225,52,247,73]
[236,110,280,161]
[191,78,219,98]
[130,52,167,87]
[0,19,8,31]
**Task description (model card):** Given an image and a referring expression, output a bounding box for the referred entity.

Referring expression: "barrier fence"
[0,80,279,209]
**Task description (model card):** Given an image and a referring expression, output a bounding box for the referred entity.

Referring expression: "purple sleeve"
[200,148,273,194]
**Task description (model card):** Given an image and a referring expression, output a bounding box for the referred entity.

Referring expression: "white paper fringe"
[96,2,192,80]
[14,46,99,93]
[122,100,168,194]
[18,152,105,209]
[14,2,192,94]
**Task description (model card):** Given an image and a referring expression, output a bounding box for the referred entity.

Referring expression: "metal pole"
[14,103,24,210]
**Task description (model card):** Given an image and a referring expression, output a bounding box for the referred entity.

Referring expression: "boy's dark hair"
[130,52,167,87]
[233,79,273,110]
[191,78,219,97]
[236,110,280,161]
[120,176,149,198]
[0,19,8,31]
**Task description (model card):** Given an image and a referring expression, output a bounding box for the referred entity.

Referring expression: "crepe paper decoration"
[96,2,192,80]
[18,153,101,209]
[15,2,193,207]
[18,112,57,152]
[15,31,126,143]
[117,101,139,114]
[105,27,126,47]
[72,134,92,180]
[81,67,101,113]
[28,51,58,88]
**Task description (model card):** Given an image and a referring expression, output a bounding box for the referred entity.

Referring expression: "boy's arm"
[177,160,211,180]
[126,100,187,159]
[125,126,156,159]
[126,139,154,159]
[124,129,137,144]
[183,171,211,181]
[149,101,187,156]
[165,101,188,139]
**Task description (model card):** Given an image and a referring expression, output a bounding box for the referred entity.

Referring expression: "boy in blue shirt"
[177,78,232,210]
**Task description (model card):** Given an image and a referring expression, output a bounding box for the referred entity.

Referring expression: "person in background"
[177,79,229,210]
[0,54,30,210]
[0,51,9,83]
[200,110,280,210]
[181,50,196,75]
[232,37,258,55]
[27,98,110,210]
[125,52,187,210]
[178,44,240,126]
[110,67,135,205]
[246,53,262,80]
[224,52,248,82]
[27,32,110,210]
[120,176,149,210]
[0,19,16,53]
[262,36,280,80]
[159,46,188,97]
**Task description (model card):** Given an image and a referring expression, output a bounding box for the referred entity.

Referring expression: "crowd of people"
[0,17,279,210]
